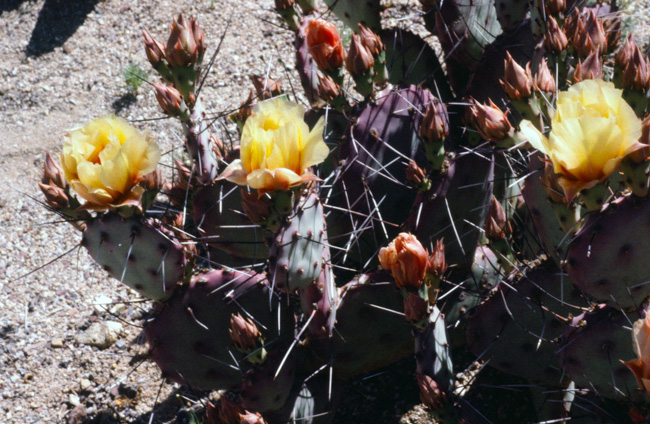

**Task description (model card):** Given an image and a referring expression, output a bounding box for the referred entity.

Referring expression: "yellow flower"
[520,79,643,201]
[60,115,161,210]
[219,97,328,193]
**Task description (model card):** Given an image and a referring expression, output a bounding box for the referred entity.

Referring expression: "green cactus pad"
[269,193,325,292]
[466,263,588,384]
[81,214,186,301]
[145,269,292,390]
[322,0,381,32]
[558,307,641,401]
[566,196,650,310]
[193,180,269,263]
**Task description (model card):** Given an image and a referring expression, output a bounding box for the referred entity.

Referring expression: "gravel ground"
[1,0,649,423]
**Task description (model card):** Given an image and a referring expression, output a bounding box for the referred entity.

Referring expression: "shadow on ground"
[26,0,101,56]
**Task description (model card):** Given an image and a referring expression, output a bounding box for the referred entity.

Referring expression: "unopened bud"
[573,9,607,57]
[484,196,511,241]
[250,75,283,100]
[142,29,166,66]
[623,48,650,92]
[39,182,69,209]
[427,238,447,279]
[211,134,225,161]
[500,52,533,100]
[406,161,430,190]
[533,58,556,93]
[239,411,266,424]
[358,24,385,56]
[563,9,580,44]
[378,233,428,290]
[416,372,447,410]
[541,0,565,15]
[165,14,200,67]
[218,396,244,424]
[140,167,163,191]
[305,19,346,72]
[544,16,568,53]
[241,190,272,224]
[346,33,374,76]
[602,12,623,52]
[404,293,428,323]
[152,82,184,116]
[229,313,262,351]
[469,99,513,142]
[616,34,637,69]
[316,73,340,101]
[419,99,449,144]
[573,50,603,82]
[42,151,66,188]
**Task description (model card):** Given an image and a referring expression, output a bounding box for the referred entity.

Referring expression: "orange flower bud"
[616,34,637,69]
[573,9,607,57]
[469,99,513,142]
[165,14,202,67]
[239,411,266,424]
[42,151,66,188]
[416,372,447,410]
[404,293,428,323]
[427,239,447,279]
[378,233,428,290]
[484,195,511,241]
[533,58,556,93]
[358,24,385,56]
[142,29,166,66]
[544,16,568,53]
[305,19,346,72]
[623,314,650,395]
[316,73,340,101]
[38,182,69,209]
[405,161,430,190]
[229,313,262,351]
[419,99,449,144]
[540,0,565,15]
[152,82,184,116]
[573,50,603,82]
[218,396,244,424]
[500,52,533,100]
[250,75,283,100]
[346,33,374,76]
[621,44,650,92]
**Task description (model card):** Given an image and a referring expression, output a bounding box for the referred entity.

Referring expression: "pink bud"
[500,52,533,100]
[346,33,374,76]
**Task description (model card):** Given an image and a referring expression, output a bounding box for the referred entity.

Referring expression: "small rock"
[74,321,122,349]
[68,393,80,406]
[80,378,91,391]
[51,338,64,348]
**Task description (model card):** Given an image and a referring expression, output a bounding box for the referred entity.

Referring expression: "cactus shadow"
[0,0,28,15]
[111,93,137,114]
[25,0,101,57]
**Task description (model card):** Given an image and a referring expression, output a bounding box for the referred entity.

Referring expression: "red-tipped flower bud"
[573,50,603,82]
[627,115,650,163]
[484,195,511,241]
[419,99,449,144]
[621,42,650,91]
[540,0,565,16]
[427,239,447,282]
[316,73,340,101]
[378,233,428,290]
[544,16,568,53]
[358,24,385,56]
[533,58,556,93]
[152,82,184,116]
[469,99,513,142]
[346,33,374,76]
[616,34,637,69]
[250,75,283,100]
[42,151,66,188]
[165,14,201,67]
[142,29,166,66]
[39,182,69,209]
[573,9,608,57]
[229,313,262,351]
[500,52,533,100]
[404,293,428,323]
[405,161,430,190]
[305,19,346,72]
[218,396,244,424]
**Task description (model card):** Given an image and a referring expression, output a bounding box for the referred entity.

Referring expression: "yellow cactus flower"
[60,115,161,210]
[219,97,328,193]
[520,79,643,201]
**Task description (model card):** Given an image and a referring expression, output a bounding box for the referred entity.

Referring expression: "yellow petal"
[100,152,130,194]
[218,159,249,186]
[519,120,550,155]
[300,116,328,170]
